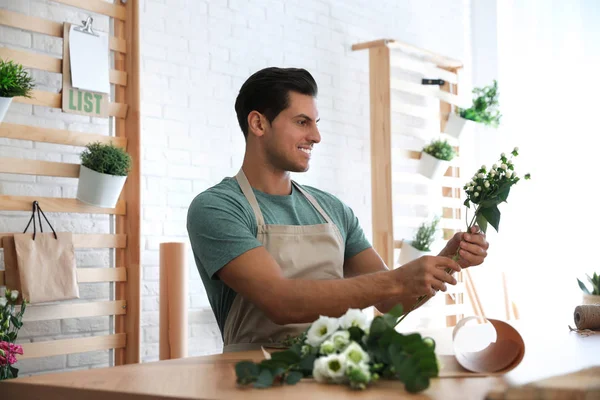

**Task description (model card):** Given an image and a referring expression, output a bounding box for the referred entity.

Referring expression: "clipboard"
[62,18,109,118]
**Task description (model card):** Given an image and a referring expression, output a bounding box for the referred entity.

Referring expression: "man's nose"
[309,126,321,144]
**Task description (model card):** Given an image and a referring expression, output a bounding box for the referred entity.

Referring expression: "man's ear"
[247,111,268,138]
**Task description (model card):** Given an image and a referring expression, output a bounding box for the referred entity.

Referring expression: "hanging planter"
[397,217,440,266]
[0,59,35,123]
[76,142,131,208]
[445,80,502,138]
[418,139,455,181]
[444,112,476,139]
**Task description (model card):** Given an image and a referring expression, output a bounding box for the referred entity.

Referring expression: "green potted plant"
[445,80,501,139]
[577,272,600,305]
[418,139,456,180]
[398,217,440,266]
[0,59,35,123]
[76,141,132,208]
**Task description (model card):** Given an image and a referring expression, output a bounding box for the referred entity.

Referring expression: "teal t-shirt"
[186,177,372,337]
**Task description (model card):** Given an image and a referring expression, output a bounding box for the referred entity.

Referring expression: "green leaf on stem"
[235,361,259,385]
[475,212,488,234]
[285,371,304,385]
[254,368,274,388]
[464,199,470,208]
[298,354,317,375]
[578,279,590,294]
[270,350,301,365]
[480,205,501,232]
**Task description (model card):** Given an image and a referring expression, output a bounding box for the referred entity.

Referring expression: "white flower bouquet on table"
[234,305,439,393]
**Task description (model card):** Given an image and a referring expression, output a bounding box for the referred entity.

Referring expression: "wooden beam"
[22,300,127,322]
[19,334,126,360]
[51,0,127,21]
[1,267,127,286]
[0,123,127,148]
[0,233,126,248]
[0,158,79,178]
[13,90,128,118]
[0,195,126,215]
[114,0,141,366]
[0,10,126,53]
[368,45,394,271]
[352,38,463,70]
[0,48,127,86]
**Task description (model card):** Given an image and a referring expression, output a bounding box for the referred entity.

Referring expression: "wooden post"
[368,46,394,271]
[115,0,141,365]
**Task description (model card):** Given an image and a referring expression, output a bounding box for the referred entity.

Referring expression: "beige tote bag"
[12,201,79,304]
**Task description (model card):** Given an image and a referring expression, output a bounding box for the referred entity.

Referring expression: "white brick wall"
[1,0,471,373]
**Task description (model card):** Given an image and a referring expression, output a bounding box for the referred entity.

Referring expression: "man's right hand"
[393,256,461,298]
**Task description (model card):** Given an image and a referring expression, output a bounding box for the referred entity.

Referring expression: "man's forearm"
[268,270,402,324]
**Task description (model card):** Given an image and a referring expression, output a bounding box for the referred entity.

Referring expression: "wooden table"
[2,319,599,399]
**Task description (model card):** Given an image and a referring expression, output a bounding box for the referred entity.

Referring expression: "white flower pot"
[76,165,127,208]
[0,96,13,123]
[444,113,475,139]
[397,241,430,266]
[582,294,600,305]
[418,152,450,181]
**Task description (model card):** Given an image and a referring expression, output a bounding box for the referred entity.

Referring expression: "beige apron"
[222,169,345,352]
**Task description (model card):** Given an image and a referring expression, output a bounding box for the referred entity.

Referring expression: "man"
[187,67,489,352]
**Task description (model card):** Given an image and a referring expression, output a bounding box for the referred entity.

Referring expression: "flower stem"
[395,206,481,328]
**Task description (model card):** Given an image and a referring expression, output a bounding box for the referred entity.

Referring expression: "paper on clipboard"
[69,25,110,94]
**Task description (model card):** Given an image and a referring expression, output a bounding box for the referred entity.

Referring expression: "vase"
[582,294,600,305]
[0,96,13,123]
[397,241,430,266]
[76,165,127,208]
[418,152,450,181]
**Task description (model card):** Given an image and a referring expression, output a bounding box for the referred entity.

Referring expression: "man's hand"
[439,225,489,268]
[393,255,462,298]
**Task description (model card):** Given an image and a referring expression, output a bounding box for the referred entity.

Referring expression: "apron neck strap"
[235,169,266,226]
[291,181,334,224]
[235,169,334,226]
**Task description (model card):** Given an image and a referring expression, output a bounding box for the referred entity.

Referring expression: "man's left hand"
[439,225,489,268]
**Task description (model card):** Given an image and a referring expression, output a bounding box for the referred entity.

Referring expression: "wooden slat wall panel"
[0,158,79,178]
[0,47,127,86]
[13,91,128,119]
[0,233,126,248]
[391,79,465,107]
[0,10,126,53]
[390,54,459,84]
[0,195,126,215]
[0,123,127,148]
[19,334,126,360]
[22,300,126,322]
[0,267,127,286]
[52,0,127,21]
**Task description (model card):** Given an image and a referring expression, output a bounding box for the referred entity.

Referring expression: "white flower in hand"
[492,164,498,170]
[484,181,490,188]
[339,309,370,331]
[306,316,340,347]
[9,290,18,301]
[474,192,479,197]
[331,330,350,350]
[477,186,482,191]
[342,342,370,365]
[313,353,347,383]
[478,173,485,179]
[501,163,508,170]
[490,171,496,177]
[505,170,513,178]
[0,297,7,307]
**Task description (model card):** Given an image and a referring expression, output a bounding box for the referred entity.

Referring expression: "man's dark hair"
[234,67,318,138]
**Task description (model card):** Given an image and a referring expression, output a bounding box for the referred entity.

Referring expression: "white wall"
[0,0,472,373]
